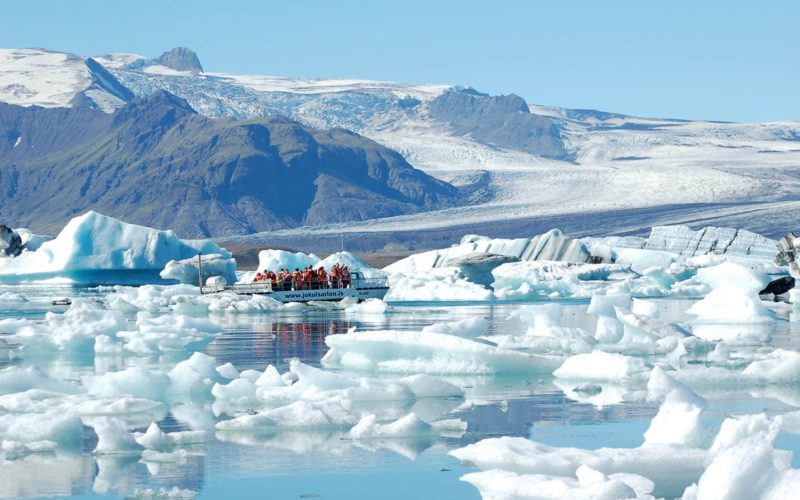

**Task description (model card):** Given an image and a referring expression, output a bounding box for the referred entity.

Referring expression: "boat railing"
[200,273,388,295]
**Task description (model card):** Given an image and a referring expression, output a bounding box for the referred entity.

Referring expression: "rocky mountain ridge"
[0,91,459,237]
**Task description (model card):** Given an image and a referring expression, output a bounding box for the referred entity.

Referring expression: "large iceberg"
[588,225,777,264]
[385,229,591,278]
[643,225,777,260]
[0,211,234,284]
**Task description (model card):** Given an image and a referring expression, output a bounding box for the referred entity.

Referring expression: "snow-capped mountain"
[0,91,458,237]
[0,48,133,112]
[1,46,799,246]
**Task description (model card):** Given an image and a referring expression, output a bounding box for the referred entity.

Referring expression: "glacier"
[5,47,800,244]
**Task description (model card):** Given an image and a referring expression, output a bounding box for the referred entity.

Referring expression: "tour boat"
[200,272,389,303]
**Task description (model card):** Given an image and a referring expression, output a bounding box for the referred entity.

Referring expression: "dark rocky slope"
[0,91,460,237]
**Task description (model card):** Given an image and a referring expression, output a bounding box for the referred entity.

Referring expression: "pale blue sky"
[1,0,797,122]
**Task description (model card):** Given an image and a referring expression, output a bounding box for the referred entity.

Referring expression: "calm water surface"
[1,286,800,499]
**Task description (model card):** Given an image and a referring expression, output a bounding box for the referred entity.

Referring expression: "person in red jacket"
[330,264,340,288]
[292,268,302,290]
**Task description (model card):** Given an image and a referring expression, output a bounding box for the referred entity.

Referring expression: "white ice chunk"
[385,267,493,302]
[695,261,770,293]
[554,351,651,382]
[167,352,221,400]
[349,413,436,439]
[451,436,705,498]
[687,284,776,327]
[0,411,83,448]
[615,248,676,274]
[160,253,236,285]
[254,365,286,388]
[215,363,240,380]
[84,367,171,402]
[215,400,357,431]
[316,251,385,279]
[632,298,659,318]
[0,366,80,395]
[92,417,142,454]
[643,388,707,448]
[595,316,624,343]
[685,413,800,500]
[133,422,205,452]
[459,466,652,500]
[421,317,490,338]
[323,329,562,374]
[587,294,632,317]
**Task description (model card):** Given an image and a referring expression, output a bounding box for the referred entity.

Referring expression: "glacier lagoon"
[2,288,800,499]
[2,213,800,499]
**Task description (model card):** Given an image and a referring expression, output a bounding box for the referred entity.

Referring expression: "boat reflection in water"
[206,314,367,371]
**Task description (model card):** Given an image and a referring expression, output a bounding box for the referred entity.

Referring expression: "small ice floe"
[133,422,206,464]
[421,317,490,339]
[349,412,466,440]
[553,351,652,383]
[0,410,84,453]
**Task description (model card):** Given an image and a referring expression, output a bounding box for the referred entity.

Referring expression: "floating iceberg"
[348,413,465,440]
[687,285,777,328]
[643,225,777,260]
[0,211,233,284]
[683,414,800,500]
[160,253,236,285]
[459,466,653,500]
[385,229,591,278]
[553,351,652,382]
[685,262,777,338]
[385,267,493,302]
[492,262,608,300]
[322,328,562,374]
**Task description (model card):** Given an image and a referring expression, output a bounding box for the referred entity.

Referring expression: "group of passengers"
[253,263,351,290]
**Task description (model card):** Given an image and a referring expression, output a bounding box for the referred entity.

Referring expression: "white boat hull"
[201,273,389,303]
[265,286,388,303]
